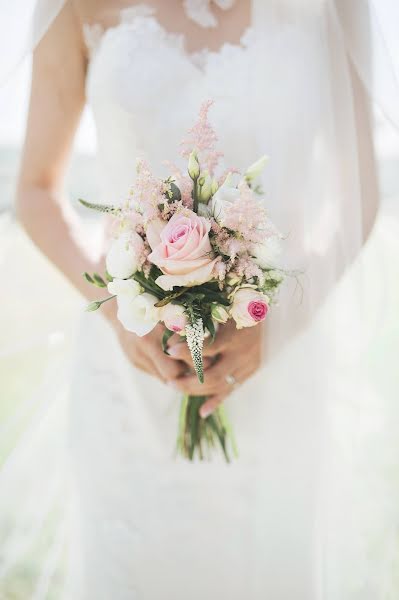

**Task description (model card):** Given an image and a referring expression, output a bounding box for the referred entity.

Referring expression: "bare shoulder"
[71,0,121,27]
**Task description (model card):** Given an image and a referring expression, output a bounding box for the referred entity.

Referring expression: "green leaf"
[93,273,107,288]
[83,272,95,284]
[162,328,176,354]
[105,270,113,283]
[167,182,181,202]
[85,295,116,312]
[203,316,216,342]
[78,198,121,215]
[154,288,189,308]
[86,301,102,312]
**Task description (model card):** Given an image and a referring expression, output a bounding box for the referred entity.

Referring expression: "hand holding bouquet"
[80,101,285,462]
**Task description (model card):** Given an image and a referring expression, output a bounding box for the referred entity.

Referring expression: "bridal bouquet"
[80,101,284,462]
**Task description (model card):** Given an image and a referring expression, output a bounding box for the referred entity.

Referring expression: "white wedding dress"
[2,2,399,599]
[63,4,381,599]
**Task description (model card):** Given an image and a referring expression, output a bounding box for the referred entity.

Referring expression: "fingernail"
[200,406,213,419]
[168,346,180,357]
[167,380,180,390]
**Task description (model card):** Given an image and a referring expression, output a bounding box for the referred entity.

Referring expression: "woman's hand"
[103,301,187,382]
[167,321,264,418]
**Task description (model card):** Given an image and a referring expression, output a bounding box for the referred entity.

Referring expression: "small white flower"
[185,318,205,383]
[106,231,144,279]
[107,278,141,299]
[116,292,160,337]
[211,174,240,223]
[251,236,282,269]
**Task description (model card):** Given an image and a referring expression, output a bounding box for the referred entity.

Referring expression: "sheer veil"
[0,1,398,597]
[0,0,65,84]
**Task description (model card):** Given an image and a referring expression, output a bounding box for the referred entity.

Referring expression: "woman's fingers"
[170,357,235,396]
[149,344,186,381]
[168,334,227,362]
[199,395,225,418]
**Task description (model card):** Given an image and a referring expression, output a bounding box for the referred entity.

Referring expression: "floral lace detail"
[183,0,236,29]
[83,4,156,58]
[83,3,253,72]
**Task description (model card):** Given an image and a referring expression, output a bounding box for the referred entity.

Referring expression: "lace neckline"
[183,0,236,28]
[83,4,254,73]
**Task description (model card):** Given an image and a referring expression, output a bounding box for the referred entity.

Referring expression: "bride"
[8,0,398,598]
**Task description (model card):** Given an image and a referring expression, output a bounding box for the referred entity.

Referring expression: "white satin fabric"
[0,1,398,599]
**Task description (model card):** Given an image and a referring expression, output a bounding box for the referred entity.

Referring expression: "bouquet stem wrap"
[177,395,238,462]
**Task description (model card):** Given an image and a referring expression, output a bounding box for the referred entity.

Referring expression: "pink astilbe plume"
[130,159,168,222]
[180,100,223,174]
[163,161,194,209]
[176,175,194,208]
[235,256,265,285]
[222,182,271,244]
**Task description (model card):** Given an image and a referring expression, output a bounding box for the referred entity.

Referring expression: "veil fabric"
[0,1,398,598]
[0,0,65,85]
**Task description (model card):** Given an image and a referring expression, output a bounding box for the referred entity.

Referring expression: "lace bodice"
[83,5,262,205]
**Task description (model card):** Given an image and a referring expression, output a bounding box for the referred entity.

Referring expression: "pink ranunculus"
[230,288,269,329]
[161,303,188,333]
[147,210,218,291]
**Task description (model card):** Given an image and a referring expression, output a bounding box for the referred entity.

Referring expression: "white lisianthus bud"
[251,236,282,269]
[106,231,143,279]
[211,304,229,324]
[116,292,160,337]
[161,303,188,334]
[199,171,212,203]
[210,178,219,195]
[188,150,200,180]
[244,155,268,183]
[211,174,240,223]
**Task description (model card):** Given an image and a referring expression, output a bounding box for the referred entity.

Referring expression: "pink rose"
[147,211,218,291]
[161,303,188,333]
[230,288,269,329]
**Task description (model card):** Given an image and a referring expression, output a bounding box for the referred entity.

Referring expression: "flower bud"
[161,303,188,334]
[199,171,212,203]
[244,155,268,182]
[210,179,219,195]
[211,304,229,324]
[188,150,200,180]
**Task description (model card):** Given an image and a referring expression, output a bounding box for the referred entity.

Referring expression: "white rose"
[106,231,143,279]
[211,174,240,223]
[251,236,282,269]
[116,293,160,336]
